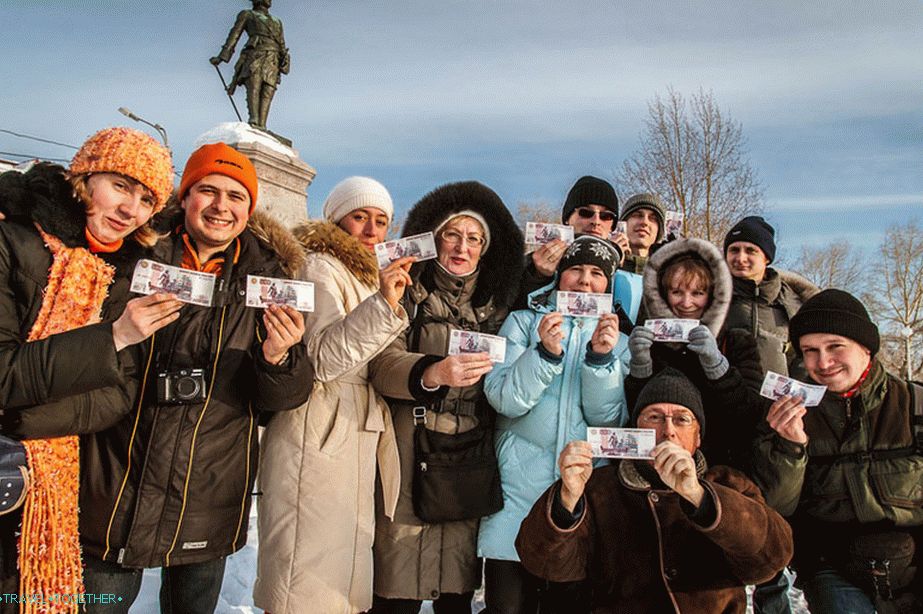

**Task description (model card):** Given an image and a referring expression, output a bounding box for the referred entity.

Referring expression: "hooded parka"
[79,208,313,570]
[631,238,764,470]
[255,221,431,614]
[372,182,525,602]
[479,276,629,562]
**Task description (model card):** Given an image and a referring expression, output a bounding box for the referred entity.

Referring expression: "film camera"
[157,368,207,404]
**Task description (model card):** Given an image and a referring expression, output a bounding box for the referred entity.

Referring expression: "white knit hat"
[434,210,491,253]
[323,176,394,224]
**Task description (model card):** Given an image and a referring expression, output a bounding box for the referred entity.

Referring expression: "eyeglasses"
[637,412,696,428]
[575,207,616,223]
[440,229,486,248]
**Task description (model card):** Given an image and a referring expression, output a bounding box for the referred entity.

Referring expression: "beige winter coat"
[373,263,508,600]
[254,222,422,614]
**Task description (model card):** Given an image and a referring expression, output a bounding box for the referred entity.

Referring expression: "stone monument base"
[195,123,315,228]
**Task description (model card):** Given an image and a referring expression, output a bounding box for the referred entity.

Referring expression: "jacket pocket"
[305,392,349,455]
[871,456,923,509]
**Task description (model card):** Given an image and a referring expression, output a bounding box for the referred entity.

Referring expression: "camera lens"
[175,376,201,399]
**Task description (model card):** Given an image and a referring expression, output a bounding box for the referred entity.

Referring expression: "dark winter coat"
[628,238,764,470]
[751,360,923,581]
[721,268,818,377]
[515,457,793,613]
[373,181,524,600]
[0,164,142,434]
[0,163,149,603]
[79,209,313,568]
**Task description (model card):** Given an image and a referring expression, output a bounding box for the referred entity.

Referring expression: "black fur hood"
[402,181,524,309]
[0,162,147,267]
[643,238,733,336]
[0,163,88,247]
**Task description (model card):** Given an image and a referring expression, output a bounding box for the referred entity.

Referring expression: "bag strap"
[813,381,923,465]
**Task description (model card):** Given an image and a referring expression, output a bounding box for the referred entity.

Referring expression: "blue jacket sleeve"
[484,311,563,419]
[580,338,628,427]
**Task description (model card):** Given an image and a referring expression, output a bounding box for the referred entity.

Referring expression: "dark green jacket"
[751,361,923,571]
[619,253,648,275]
[721,269,818,377]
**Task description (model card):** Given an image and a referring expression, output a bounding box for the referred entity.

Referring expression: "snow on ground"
[134,507,807,613]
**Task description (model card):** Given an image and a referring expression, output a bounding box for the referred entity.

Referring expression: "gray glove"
[628,326,655,379]
[687,325,729,380]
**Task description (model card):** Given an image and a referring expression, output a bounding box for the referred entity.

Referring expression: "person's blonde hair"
[71,174,160,247]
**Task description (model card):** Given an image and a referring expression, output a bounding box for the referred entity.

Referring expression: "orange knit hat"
[69,127,174,211]
[178,143,259,213]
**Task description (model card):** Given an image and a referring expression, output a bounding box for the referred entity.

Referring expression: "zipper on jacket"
[845,397,852,422]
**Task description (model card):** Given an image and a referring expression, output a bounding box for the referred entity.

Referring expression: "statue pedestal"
[194,123,316,228]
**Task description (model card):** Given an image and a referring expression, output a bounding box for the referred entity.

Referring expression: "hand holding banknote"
[422,352,493,389]
[378,256,415,310]
[532,239,568,277]
[538,312,565,356]
[557,440,594,513]
[766,395,808,445]
[112,293,183,351]
[652,441,704,507]
[262,304,306,365]
[590,313,620,355]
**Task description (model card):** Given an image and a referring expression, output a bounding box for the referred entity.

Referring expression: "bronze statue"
[211,0,290,130]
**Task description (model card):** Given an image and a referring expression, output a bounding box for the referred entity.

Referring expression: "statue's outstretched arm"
[213,10,249,64]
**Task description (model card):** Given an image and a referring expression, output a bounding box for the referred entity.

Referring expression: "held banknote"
[131,259,215,307]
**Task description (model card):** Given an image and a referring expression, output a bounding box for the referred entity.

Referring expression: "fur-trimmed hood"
[0,162,147,268]
[402,181,524,309]
[643,238,733,336]
[777,269,820,302]
[291,220,378,287]
[0,162,89,248]
[153,201,305,277]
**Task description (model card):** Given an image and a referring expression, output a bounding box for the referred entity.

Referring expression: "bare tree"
[515,199,558,225]
[783,241,867,293]
[617,87,764,243]
[866,220,923,379]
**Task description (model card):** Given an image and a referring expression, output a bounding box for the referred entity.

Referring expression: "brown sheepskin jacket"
[516,458,793,613]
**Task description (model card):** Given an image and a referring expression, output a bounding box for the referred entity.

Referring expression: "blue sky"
[2,1,921,257]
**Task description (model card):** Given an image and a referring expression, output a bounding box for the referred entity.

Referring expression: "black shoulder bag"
[407,300,503,523]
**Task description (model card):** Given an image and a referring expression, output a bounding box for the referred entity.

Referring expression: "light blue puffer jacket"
[477,283,629,561]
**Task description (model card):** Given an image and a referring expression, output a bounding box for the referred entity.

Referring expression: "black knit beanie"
[556,235,622,292]
[789,289,880,356]
[561,176,619,224]
[620,193,667,242]
[631,368,705,436]
[724,216,776,263]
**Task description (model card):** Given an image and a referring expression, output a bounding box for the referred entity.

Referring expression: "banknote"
[525,222,575,247]
[556,291,613,317]
[587,427,656,459]
[645,318,699,342]
[374,232,437,268]
[448,330,507,363]
[130,259,215,307]
[665,210,684,238]
[246,275,315,312]
[760,371,827,407]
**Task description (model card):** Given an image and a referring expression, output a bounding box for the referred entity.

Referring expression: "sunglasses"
[575,207,616,223]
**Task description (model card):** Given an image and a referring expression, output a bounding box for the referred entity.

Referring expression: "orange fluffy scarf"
[19,227,115,613]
